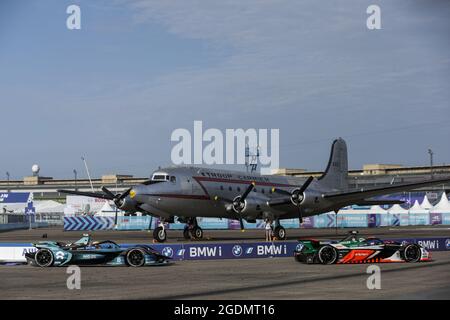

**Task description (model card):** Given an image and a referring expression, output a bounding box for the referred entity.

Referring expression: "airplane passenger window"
[220,186,224,190]
[237,187,241,192]
[228,186,232,191]
[261,189,265,194]
[170,176,176,183]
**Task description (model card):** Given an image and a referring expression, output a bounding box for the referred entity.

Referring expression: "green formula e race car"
[294,231,431,264]
[25,234,171,267]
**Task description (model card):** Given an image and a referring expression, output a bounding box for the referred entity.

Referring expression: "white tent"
[409,200,427,214]
[95,201,121,217]
[369,205,388,214]
[388,204,408,214]
[430,192,450,213]
[64,205,77,216]
[34,200,65,213]
[420,195,433,210]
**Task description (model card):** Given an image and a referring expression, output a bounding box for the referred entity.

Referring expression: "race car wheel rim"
[127,249,145,267]
[35,249,54,267]
[318,246,337,264]
[404,245,421,262]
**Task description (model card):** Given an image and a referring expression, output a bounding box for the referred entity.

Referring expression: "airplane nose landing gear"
[153,220,167,243]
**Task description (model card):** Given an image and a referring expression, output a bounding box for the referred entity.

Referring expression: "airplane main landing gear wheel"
[35,248,54,267]
[153,226,167,243]
[273,226,286,240]
[183,228,190,239]
[191,226,203,239]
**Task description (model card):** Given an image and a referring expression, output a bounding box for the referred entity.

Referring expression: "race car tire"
[153,227,167,243]
[403,244,422,263]
[191,226,203,239]
[183,228,190,239]
[35,248,54,267]
[273,226,286,240]
[126,248,146,267]
[318,245,338,265]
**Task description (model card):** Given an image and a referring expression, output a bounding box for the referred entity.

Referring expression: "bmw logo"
[162,247,174,257]
[232,245,243,257]
[445,239,450,250]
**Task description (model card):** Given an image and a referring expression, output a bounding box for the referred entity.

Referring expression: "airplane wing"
[353,199,405,206]
[57,189,113,200]
[323,177,450,206]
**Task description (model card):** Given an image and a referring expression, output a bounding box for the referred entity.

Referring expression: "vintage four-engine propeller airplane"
[58,138,450,242]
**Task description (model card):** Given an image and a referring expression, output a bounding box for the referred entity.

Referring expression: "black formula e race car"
[25,234,170,267]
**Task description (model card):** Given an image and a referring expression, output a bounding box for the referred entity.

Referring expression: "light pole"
[81,156,94,192]
[73,169,78,191]
[428,149,434,180]
[6,172,10,191]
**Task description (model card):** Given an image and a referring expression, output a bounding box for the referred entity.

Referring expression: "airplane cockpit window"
[151,172,170,181]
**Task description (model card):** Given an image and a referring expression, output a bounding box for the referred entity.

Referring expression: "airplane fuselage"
[131,166,338,221]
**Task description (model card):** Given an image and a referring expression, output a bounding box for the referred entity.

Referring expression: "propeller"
[213,182,255,231]
[269,176,314,223]
[58,187,132,226]
[101,186,132,226]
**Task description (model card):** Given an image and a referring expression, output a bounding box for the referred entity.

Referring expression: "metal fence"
[0,212,64,227]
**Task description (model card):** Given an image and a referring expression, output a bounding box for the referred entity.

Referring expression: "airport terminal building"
[1,163,449,203]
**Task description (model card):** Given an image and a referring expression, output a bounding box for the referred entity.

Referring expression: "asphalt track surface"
[1,226,450,300]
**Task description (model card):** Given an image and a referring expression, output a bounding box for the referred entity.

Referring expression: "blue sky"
[1,0,449,179]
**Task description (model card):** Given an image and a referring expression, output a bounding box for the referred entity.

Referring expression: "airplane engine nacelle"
[118,198,138,212]
[297,190,322,207]
[240,198,264,220]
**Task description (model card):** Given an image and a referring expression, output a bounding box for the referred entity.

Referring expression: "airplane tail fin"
[318,138,348,191]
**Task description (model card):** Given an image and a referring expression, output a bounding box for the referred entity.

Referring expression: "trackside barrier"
[1,237,449,263]
[0,222,49,231]
[63,212,450,231]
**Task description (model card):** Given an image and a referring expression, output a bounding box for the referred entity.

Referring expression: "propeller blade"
[101,186,115,199]
[240,182,255,202]
[239,217,245,231]
[298,207,303,224]
[114,206,118,226]
[57,189,114,200]
[118,188,132,201]
[298,176,314,194]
